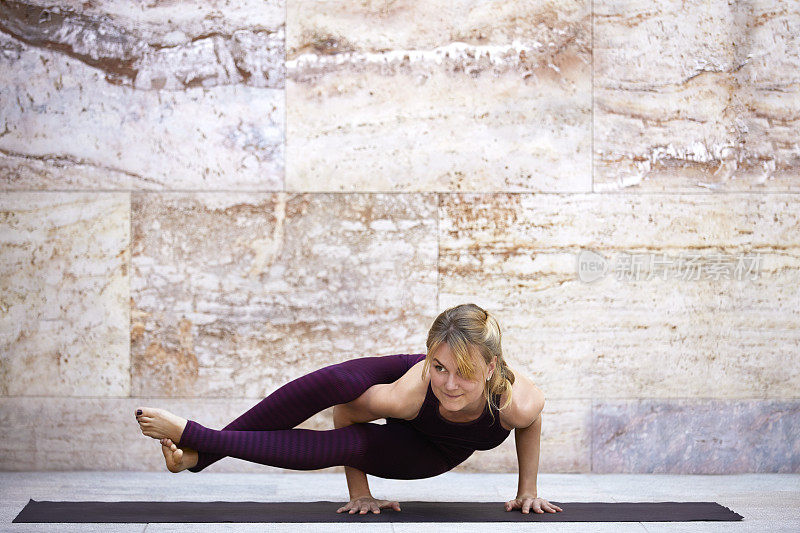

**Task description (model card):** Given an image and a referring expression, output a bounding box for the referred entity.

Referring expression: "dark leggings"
[177,354,474,480]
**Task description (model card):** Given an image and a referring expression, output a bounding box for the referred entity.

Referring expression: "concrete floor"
[1,472,798,532]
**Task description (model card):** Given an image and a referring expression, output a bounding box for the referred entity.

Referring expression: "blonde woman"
[135,303,562,515]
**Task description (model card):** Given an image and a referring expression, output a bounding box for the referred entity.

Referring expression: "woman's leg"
[186,353,425,472]
[178,416,473,480]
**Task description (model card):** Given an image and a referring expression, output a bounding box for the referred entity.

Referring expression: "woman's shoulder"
[499,363,545,430]
[391,358,431,421]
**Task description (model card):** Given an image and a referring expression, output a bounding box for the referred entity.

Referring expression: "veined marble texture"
[0,192,130,397]
[592,399,800,473]
[439,193,800,399]
[287,0,592,192]
[0,0,285,90]
[594,0,800,191]
[0,0,285,190]
[439,192,800,472]
[0,0,798,474]
[130,192,437,398]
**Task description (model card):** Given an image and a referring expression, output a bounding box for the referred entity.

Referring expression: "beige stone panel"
[456,399,590,474]
[0,192,130,396]
[594,0,800,191]
[287,0,591,192]
[288,69,589,192]
[288,0,587,51]
[34,0,284,34]
[0,397,40,470]
[439,193,800,399]
[0,0,284,90]
[0,34,283,190]
[0,397,584,473]
[0,397,329,471]
[131,192,437,398]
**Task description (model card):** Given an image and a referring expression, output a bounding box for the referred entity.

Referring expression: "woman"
[135,303,562,515]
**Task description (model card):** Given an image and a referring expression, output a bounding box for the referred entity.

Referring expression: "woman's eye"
[435,365,445,372]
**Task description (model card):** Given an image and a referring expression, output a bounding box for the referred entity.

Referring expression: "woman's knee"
[305,365,364,402]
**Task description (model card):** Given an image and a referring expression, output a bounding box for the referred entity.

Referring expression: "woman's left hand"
[505,494,563,514]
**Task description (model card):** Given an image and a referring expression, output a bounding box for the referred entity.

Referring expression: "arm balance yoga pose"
[135,303,562,515]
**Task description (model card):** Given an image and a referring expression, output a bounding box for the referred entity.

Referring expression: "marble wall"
[0,0,797,476]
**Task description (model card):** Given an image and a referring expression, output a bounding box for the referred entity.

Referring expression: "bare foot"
[159,438,198,473]
[135,407,188,443]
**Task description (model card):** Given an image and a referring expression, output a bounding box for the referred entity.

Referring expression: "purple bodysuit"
[177,353,513,479]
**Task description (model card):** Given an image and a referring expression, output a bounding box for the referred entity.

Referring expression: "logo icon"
[576,249,608,283]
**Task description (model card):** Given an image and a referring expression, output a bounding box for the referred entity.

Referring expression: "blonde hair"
[423,303,515,424]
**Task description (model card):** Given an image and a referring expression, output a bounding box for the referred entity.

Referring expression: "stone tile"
[0,398,40,470]
[287,0,591,192]
[0,192,130,397]
[0,396,334,472]
[131,192,437,398]
[594,0,800,191]
[592,399,800,473]
[0,0,284,90]
[439,193,800,399]
[0,1,284,190]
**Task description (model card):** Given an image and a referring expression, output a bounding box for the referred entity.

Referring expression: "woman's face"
[429,344,493,413]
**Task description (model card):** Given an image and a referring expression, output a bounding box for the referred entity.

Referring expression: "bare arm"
[513,380,546,498]
[333,403,373,499]
[332,360,427,499]
[515,411,543,497]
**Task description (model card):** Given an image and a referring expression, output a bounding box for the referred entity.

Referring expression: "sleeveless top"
[390,354,512,451]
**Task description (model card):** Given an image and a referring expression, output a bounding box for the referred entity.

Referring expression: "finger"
[533,501,543,513]
[393,501,401,511]
[522,501,531,514]
[359,505,369,514]
[370,503,380,514]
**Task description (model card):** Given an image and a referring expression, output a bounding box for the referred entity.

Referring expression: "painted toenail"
[136,409,142,416]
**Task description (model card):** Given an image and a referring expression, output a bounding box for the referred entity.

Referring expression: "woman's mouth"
[444,392,461,399]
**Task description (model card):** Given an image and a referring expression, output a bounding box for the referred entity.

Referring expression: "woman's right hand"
[336,495,401,514]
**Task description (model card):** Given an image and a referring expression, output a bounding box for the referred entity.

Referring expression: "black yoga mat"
[13,499,743,523]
